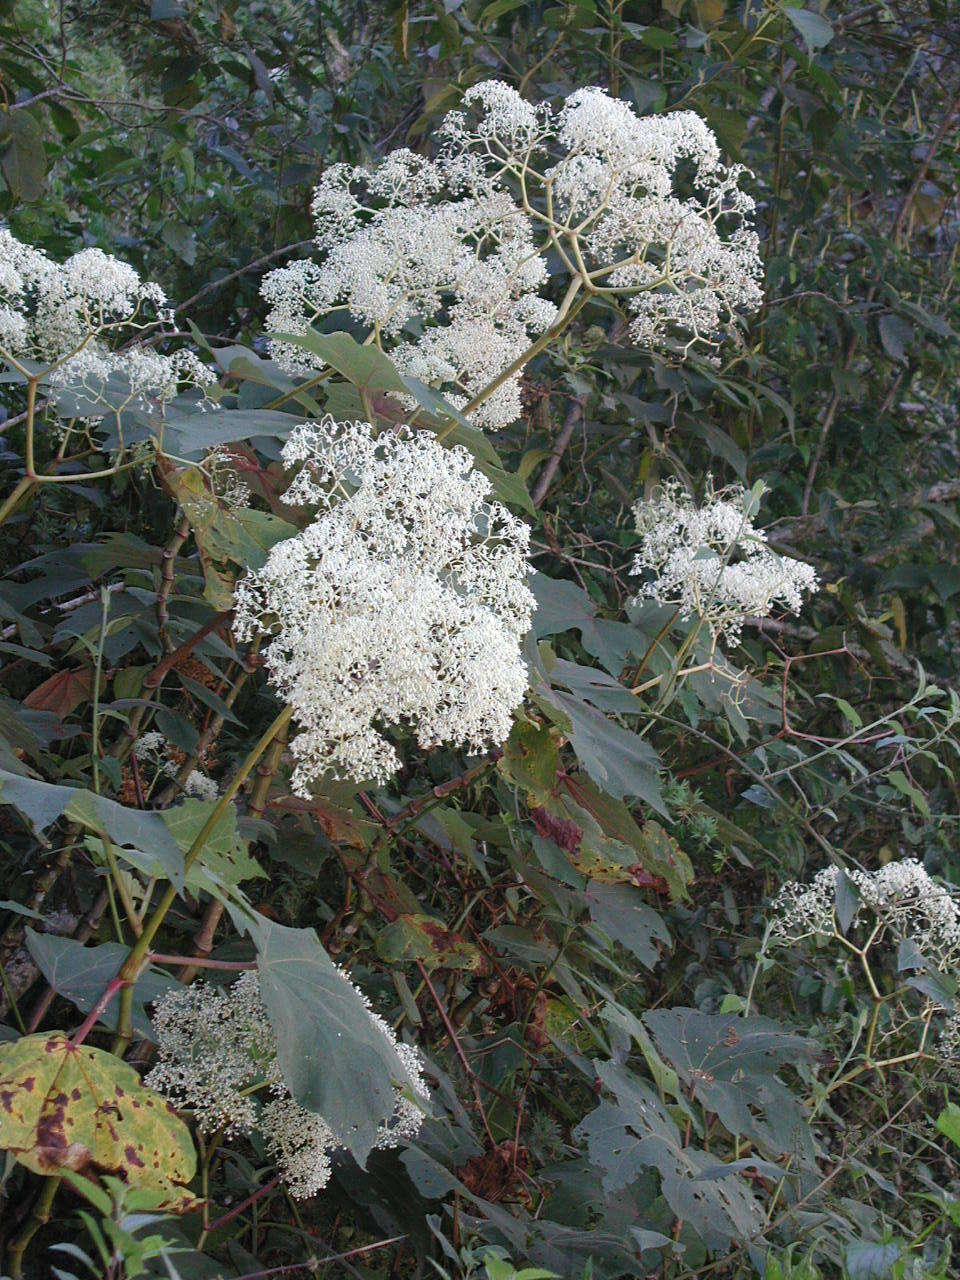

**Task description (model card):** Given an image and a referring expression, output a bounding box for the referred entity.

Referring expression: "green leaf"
[499,719,560,801]
[576,1059,763,1250]
[23,934,178,1041]
[252,916,414,1161]
[535,686,666,814]
[161,221,197,266]
[158,407,306,459]
[782,5,834,52]
[0,110,46,202]
[0,770,185,890]
[887,769,931,817]
[935,1102,960,1150]
[376,914,480,971]
[161,798,265,888]
[584,880,670,968]
[644,1009,815,1160]
[0,899,45,921]
[275,330,406,394]
[479,0,527,24]
[878,314,913,363]
[844,1241,903,1280]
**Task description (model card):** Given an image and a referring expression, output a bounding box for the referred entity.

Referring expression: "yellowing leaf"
[0,1033,197,1209]
[376,914,480,971]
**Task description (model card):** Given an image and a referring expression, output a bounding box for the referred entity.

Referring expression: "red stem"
[204,1173,282,1234]
[70,975,128,1046]
[148,953,256,970]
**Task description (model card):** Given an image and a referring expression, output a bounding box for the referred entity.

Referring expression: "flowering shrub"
[0,8,958,1278]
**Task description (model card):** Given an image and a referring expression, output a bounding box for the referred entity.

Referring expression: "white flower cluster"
[440,81,763,352]
[0,229,213,410]
[234,416,534,789]
[133,731,219,800]
[262,155,555,430]
[146,971,428,1199]
[630,479,818,644]
[938,1010,960,1078]
[261,83,761,429]
[770,859,960,979]
[132,730,167,759]
[206,446,252,511]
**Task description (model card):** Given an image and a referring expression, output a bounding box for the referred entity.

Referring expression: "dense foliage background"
[0,2,959,1278]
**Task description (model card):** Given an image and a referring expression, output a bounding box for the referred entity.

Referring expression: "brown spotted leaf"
[376,914,480,971]
[0,1032,197,1209]
[499,720,560,802]
[529,806,583,853]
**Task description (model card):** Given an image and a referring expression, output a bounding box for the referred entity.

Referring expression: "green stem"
[440,278,588,437]
[90,588,111,795]
[6,1173,60,1277]
[0,475,35,527]
[23,376,37,477]
[119,705,294,982]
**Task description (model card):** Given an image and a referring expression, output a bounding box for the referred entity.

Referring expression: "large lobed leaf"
[0,1032,196,1208]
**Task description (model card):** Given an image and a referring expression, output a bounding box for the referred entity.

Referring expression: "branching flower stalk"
[0,232,213,527]
[262,82,763,432]
[767,859,960,1080]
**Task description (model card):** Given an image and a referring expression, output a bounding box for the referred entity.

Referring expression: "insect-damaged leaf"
[0,1032,197,1209]
[576,1059,764,1252]
[643,1009,816,1161]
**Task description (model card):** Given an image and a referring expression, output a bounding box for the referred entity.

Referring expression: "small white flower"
[133,730,167,760]
[182,770,219,801]
[441,82,762,354]
[262,83,761,428]
[147,971,429,1198]
[630,478,818,644]
[0,229,212,412]
[234,416,534,790]
[146,971,276,1137]
[770,858,960,982]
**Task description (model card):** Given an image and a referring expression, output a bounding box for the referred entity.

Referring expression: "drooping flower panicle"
[147,971,428,1199]
[233,416,534,789]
